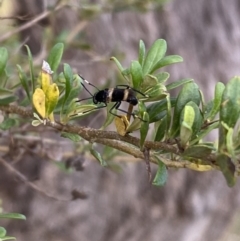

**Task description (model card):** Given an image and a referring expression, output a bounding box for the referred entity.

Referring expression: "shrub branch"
[0,104,218,170]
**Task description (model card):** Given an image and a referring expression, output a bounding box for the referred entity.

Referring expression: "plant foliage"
[0,39,240,187]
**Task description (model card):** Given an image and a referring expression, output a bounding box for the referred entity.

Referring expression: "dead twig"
[0,3,66,43]
[0,156,70,202]
[0,15,32,21]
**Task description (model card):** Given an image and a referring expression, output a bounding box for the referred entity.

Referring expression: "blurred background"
[0,0,240,241]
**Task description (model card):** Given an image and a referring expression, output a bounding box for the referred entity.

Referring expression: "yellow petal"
[41,71,52,94]
[48,112,55,122]
[32,88,46,118]
[45,83,59,117]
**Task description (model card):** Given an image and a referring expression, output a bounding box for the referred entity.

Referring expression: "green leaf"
[216,154,236,187]
[165,94,172,137]
[204,100,214,120]
[1,236,16,240]
[110,57,124,72]
[0,88,13,95]
[61,78,82,116]
[90,145,107,167]
[61,132,81,142]
[0,213,26,220]
[24,45,35,91]
[143,84,167,102]
[140,112,149,150]
[0,118,18,130]
[68,103,98,118]
[155,72,170,84]
[101,103,116,130]
[121,68,131,77]
[0,227,6,238]
[0,47,8,76]
[208,82,225,121]
[140,74,158,91]
[185,101,203,137]
[183,144,215,159]
[47,43,64,72]
[190,121,219,145]
[0,96,17,105]
[143,39,167,75]
[126,118,141,132]
[150,55,183,74]
[220,76,240,128]
[179,101,203,147]
[180,122,192,146]
[0,69,9,88]
[130,61,143,89]
[138,40,145,66]
[226,127,234,157]
[219,76,240,153]
[147,97,176,123]
[17,65,31,101]
[171,82,201,137]
[166,78,193,91]
[154,115,167,141]
[152,158,168,186]
[63,63,73,101]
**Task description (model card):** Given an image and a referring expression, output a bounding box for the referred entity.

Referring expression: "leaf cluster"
[0,39,240,187]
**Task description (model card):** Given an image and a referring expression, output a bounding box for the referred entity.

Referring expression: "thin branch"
[0,156,70,201]
[0,104,218,169]
[0,15,32,21]
[0,3,66,43]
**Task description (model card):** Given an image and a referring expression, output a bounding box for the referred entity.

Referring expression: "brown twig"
[0,156,70,201]
[0,3,65,43]
[0,104,218,169]
[0,15,32,21]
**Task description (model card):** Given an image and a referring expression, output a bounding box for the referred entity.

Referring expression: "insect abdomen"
[111,88,125,102]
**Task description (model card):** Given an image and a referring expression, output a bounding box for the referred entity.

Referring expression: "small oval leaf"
[110,57,124,72]
[24,45,35,91]
[152,157,168,186]
[130,61,143,89]
[143,39,167,76]
[151,55,183,73]
[90,145,108,167]
[0,213,26,220]
[0,96,17,105]
[171,82,201,137]
[0,227,6,238]
[17,65,30,101]
[138,40,145,66]
[166,78,193,91]
[216,154,236,187]
[208,82,225,121]
[63,63,73,101]
[0,47,8,76]
[0,118,18,130]
[47,43,64,72]
[154,116,167,141]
